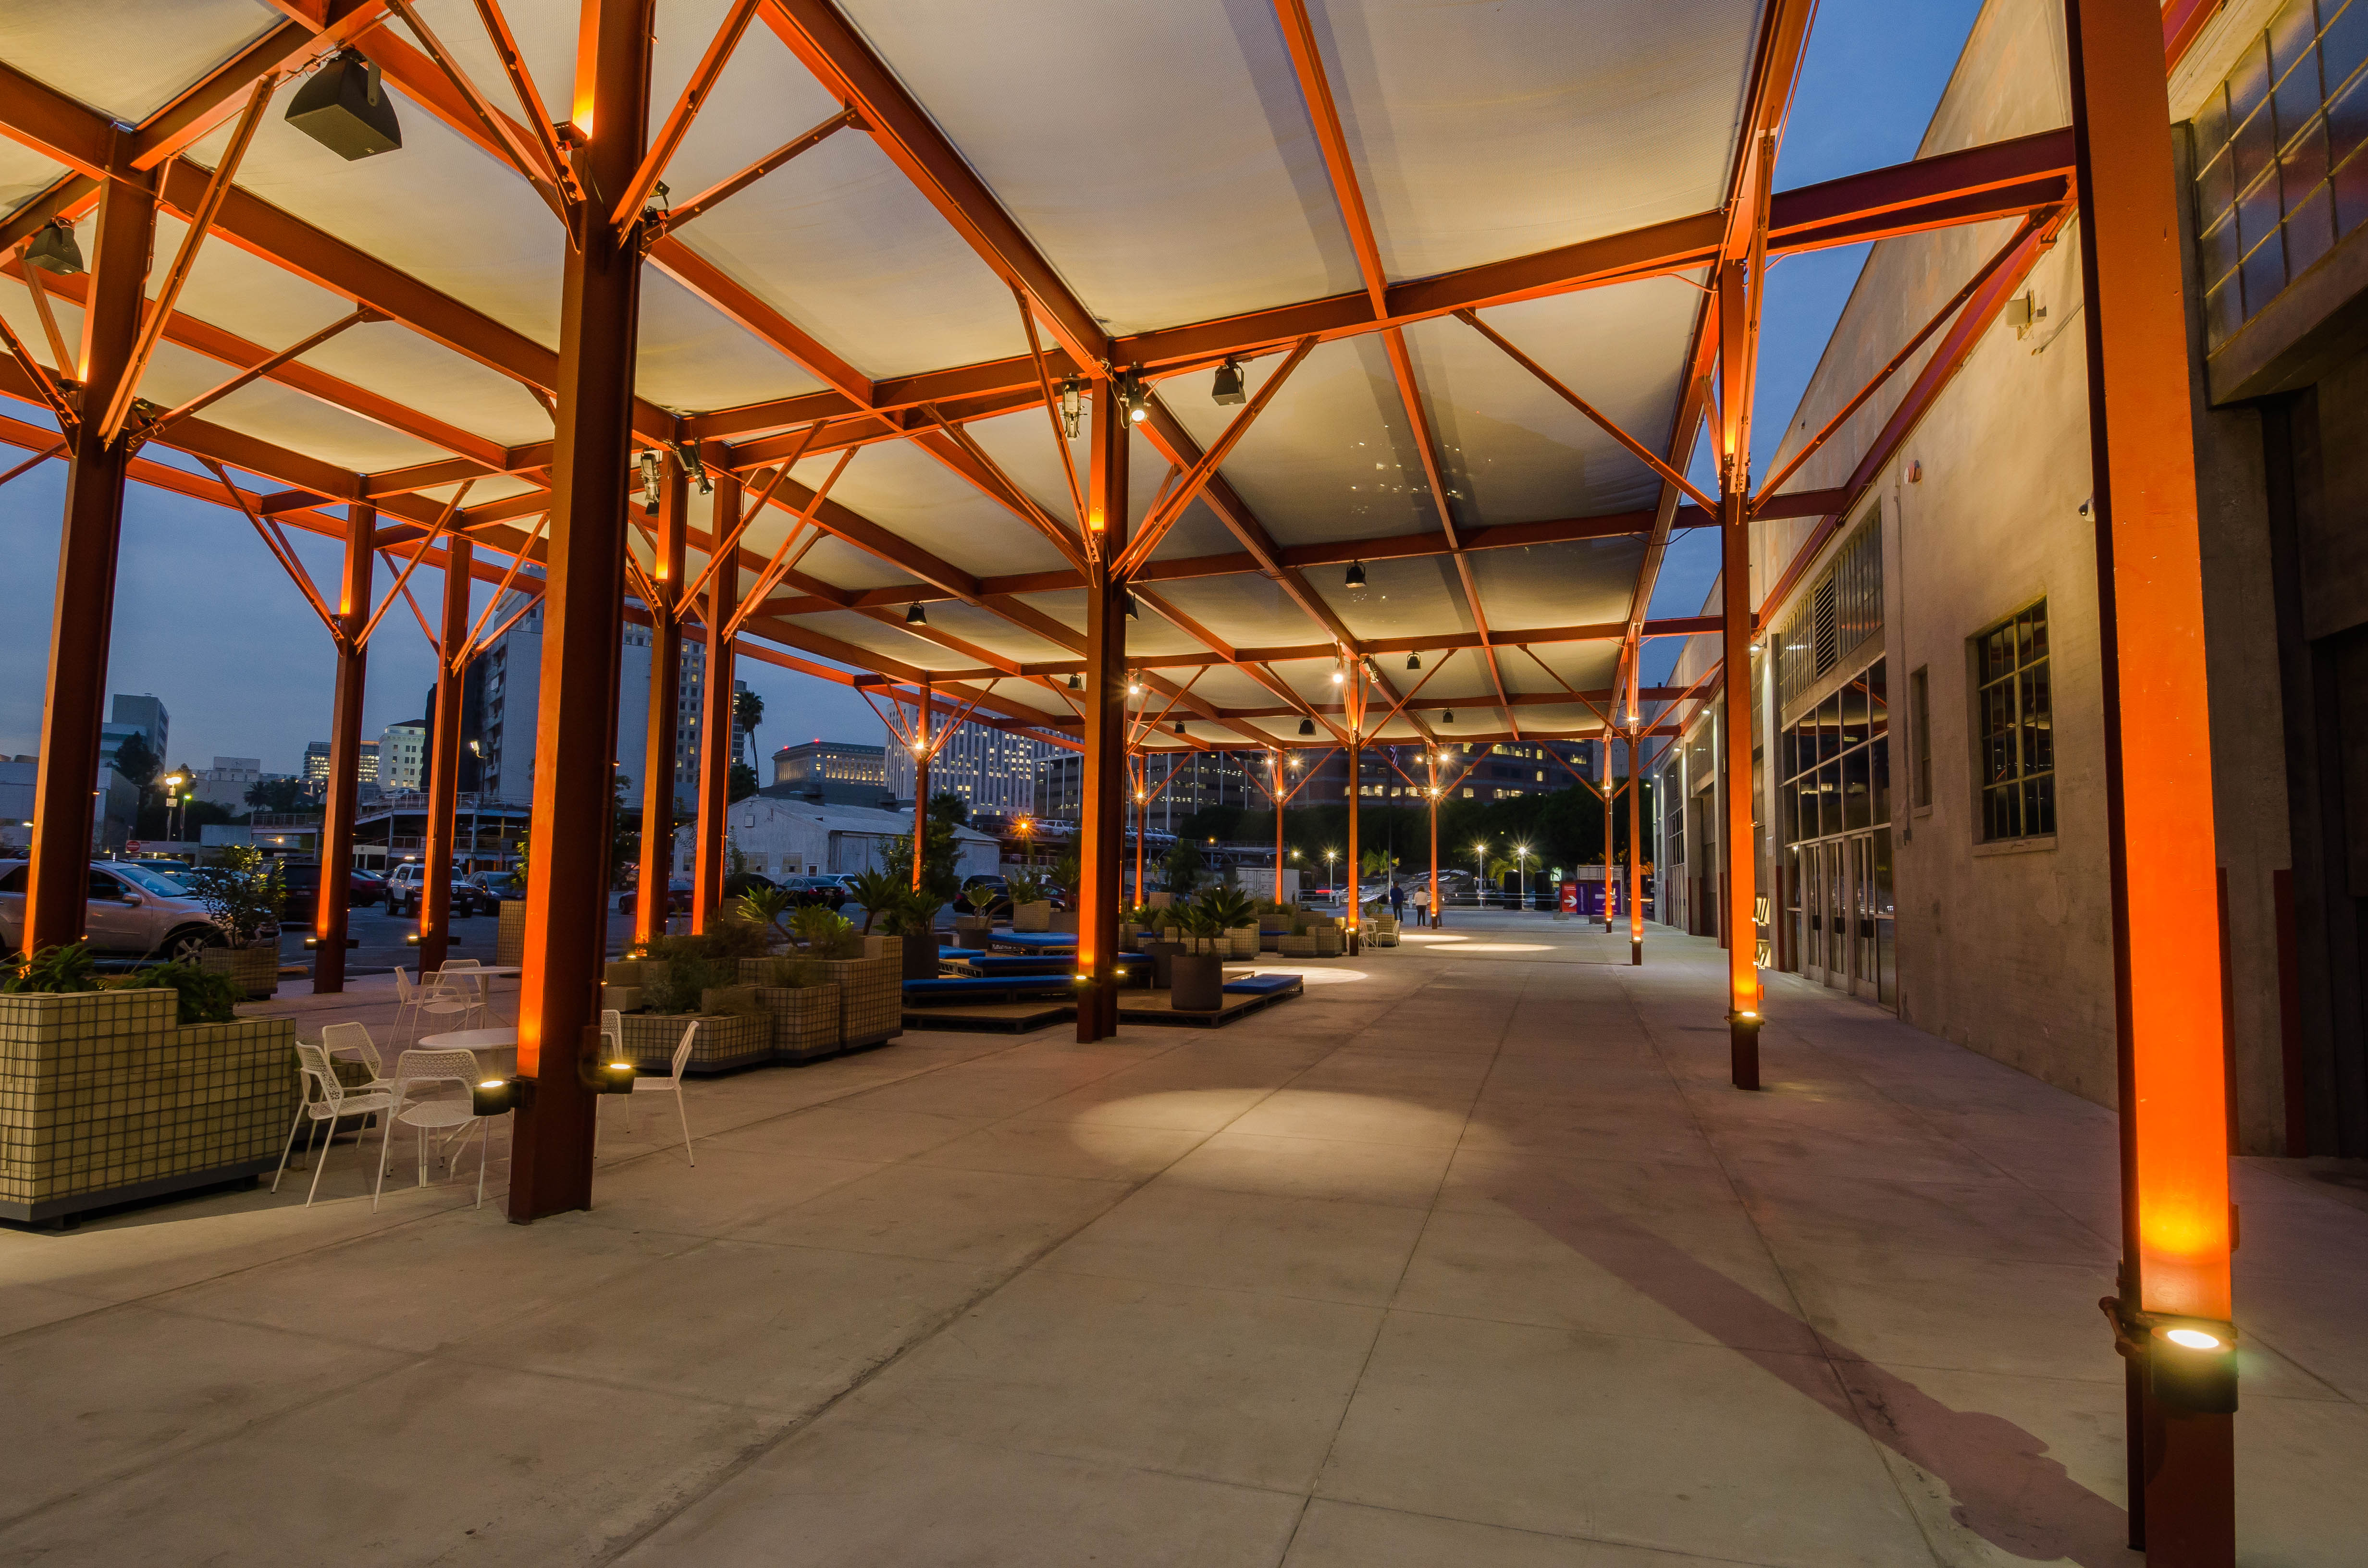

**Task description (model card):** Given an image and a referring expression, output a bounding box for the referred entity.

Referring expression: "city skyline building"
[884,718,1057,816]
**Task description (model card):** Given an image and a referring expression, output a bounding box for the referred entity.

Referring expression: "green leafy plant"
[1196,885,1256,932]
[3,942,100,994]
[645,933,738,1014]
[131,959,241,1023]
[736,884,797,946]
[770,956,830,989]
[877,887,945,937]
[184,845,284,949]
[1160,838,1204,895]
[847,868,904,934]
[1007,870,1051,906]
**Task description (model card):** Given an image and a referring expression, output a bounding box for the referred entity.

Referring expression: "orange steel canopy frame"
[0,7,2234,1549]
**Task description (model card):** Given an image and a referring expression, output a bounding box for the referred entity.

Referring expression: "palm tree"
[733,688,765,770]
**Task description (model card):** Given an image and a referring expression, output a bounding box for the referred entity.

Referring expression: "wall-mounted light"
[1066,673,1083,691]
[1119,368,1149,424]
[638,450,663,515]
[471,1077,520,1115]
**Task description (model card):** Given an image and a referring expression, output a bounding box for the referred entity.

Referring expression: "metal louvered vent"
[1812,574,1838,675]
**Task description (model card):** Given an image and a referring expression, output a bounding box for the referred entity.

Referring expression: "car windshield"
[114,865,191,896]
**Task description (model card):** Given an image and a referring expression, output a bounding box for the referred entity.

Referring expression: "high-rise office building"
[884,718,1058,815]
[476,593,711,810]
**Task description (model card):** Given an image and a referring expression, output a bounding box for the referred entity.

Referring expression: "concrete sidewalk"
[0,916,2358,1565]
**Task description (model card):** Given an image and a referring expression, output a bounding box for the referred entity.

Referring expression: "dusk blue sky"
[2,0,1984,772]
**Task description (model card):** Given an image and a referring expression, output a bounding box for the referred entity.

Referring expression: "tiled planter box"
[0,990,296,1223]
[600,984,643,1016]
[757,984,842,1061]
[815,955,900,1048]
[606,959,669,988]
[202,945,278,1000]
[613,1012,770,1076]
[497,899,526,965]
[1226,926,1260,958]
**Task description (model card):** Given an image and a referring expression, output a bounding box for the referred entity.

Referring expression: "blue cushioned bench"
[1222,974,1304,997]
[904,974,1077,1004]
[935,947,984,962]
[986,931,1078,951]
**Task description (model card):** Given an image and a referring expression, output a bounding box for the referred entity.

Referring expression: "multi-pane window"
[1909,666,1932,809]
[1974,602,2053,841]
[2193,0,2368,347]
[1778,658,1889,846]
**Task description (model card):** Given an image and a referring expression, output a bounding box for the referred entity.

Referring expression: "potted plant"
[878,888,947,981]
[793,917,901,1050]
[735,884,798,952]
[1007,869,1053,932]
[1167,904,1226,1012]
[845,868,906,959]
[755,955,843,1062]
[1198,886,1260,958]
[1,943,295,1225]
[185,845,284,998]
[612,932,770,1075]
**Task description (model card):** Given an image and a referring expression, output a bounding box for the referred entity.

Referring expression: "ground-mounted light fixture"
[1344,560,1367,588]
[2148,1318,2240,1414]
[591,1059,637,1096]
[471,1076,525,1116]
[25,220,82,275]
[285,50,403,161]
[1211,358,1246,405]
[905,601,927,626]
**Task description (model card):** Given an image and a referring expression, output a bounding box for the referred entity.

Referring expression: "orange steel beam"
[1274,0,1388,317]
[19,264,72,372]
[1113,337,1318,576]
[612,0,762,228]
[649,107,859,238]
[387,0,570,223]
[756,0,1108,371]
[2069,2,2234,1559]
[132,306,377,448]
[137,9,388,168]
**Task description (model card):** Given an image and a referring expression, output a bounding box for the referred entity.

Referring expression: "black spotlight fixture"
[1406,652,1421,671]
[285,50,403,161]
[1119,367,1149,424]
[1211,357,1246,405]
[1174,719,1187,735]
[1297,717,1316,737]
[905,601,928,625]
[1344,560,1367,588]
[1124,593,1140,620]
[1441,709,1456,724]
[24,220,82,276]
[1066,672,1084,691]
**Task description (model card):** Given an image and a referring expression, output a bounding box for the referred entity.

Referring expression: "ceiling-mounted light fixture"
[1330,665,1345,685]
[284,50,403,161]
[1126,679,1142,696]
[905,602,927,626]
[1124,593,1140,620]
[1057,375,1083,439]
[672,441,713,495]
[1344,560,1367,588]
[1119,368,1149,424]
[1173,719,1187,735]
[1066,673,1083,691]
[637,450,663,515]
[24,220,82,276]
[1405,652,1420,671]
[1211,357,1246,405]
[1441,709,1456,724]
[1297,717,1316,737]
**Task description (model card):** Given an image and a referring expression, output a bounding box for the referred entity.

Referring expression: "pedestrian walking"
[1412,883,1431,927]
[1388,880,1405,922]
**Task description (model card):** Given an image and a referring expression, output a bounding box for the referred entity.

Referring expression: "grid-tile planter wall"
[0,990,297,1222]
[497,900,526,965]
[1227,926,1260,958]
[817,956,900,1047]
[1277,934,1322,958]
[1011,901,1052,932]
[613,1012,769,1076]
[201,945,278,1000]
[758,984,842,1062]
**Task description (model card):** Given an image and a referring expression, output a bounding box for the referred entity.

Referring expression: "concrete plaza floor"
[0,915,2362,1566]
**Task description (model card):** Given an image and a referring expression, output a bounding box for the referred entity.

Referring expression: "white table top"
[417,1027,519,1050]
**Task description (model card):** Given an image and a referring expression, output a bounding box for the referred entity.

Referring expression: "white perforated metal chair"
[320,1020,391,1090]
[625,1021,698,1165]
[275,1041,396,1208]
[393,967,478,1044]
[380,1047,491,1208]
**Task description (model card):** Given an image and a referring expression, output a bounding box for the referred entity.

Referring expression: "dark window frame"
[1971,600,2056,842]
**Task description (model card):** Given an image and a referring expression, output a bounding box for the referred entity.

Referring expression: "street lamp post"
[1515,843,1530,910]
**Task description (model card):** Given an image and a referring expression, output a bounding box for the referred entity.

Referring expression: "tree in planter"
[185,845,284,949]
[1196,884,1256,935]
[846,868,904,934]
[736,884,797,948]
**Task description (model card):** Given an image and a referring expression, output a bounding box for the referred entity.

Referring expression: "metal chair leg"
[674,1085,694,1167]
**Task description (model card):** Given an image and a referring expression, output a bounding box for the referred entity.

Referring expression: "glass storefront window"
[1842,746,1871,833]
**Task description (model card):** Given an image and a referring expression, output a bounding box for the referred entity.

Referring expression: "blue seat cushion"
[935,947,985,961]
[904,975,1076,998]
[1221,974,1302,996]
[988,932,1077,949]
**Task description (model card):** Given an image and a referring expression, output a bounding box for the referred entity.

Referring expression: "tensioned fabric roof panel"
[0,0,1798,748]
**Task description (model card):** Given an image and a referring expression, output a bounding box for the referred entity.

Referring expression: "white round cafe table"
[415,1026,518,1079]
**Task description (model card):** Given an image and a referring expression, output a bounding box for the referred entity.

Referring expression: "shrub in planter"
[130,960,242,1024]
[183,846,284,998]
[845,869,904,936]
[644,934,741,1014]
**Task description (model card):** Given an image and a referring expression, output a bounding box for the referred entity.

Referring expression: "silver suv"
[384,862,486,917]
[0,860,251,962]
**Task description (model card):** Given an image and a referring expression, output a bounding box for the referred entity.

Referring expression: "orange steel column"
[1718,261,1764,1090]
[419,536,473,976]
[313,504,374,994]
[23,157,154,956]
[1345,738,1362,949]
[1427,748,1442,927]
[910,674,931,889]
[509,0,653,1223]
[1628,730,1644,964]
[1075,385,1130,1042]
[1601,746,1615,931]
[2067,1,2236,1558]
[692,472,740,931]
[635,460,687,948]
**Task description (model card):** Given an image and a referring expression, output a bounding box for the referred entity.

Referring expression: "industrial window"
[1973,602,2054,841]
[1909,665,1932,809]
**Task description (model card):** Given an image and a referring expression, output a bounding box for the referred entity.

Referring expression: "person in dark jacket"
[1387,880,1405,921]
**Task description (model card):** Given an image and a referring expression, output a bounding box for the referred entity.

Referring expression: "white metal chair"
[393,967,478,1044]
[378,1048,492,1209]
[433,960,494,1028]
[320,1020,393,1090]
[275,1041,396,1208]
[624,1021,698,1165]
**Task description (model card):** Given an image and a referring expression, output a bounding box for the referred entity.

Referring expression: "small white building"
[677,797,1000,882]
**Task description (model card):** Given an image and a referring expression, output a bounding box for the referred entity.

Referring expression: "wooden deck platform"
[901,974,1304,1033]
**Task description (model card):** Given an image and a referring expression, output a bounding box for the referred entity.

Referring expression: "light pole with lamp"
[162,771,188,846]
[1514,843,1530,910]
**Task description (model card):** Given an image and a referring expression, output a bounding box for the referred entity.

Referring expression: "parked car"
[777,875,848,910]
[281,863,391,923]
[464,870,526,903]
[0,859,259,962]
[383,862,488,918]
[954,874,1011,917]
[615,878,693,914]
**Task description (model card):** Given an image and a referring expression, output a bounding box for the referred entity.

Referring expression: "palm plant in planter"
[1007,869,1053,932]
[877,887,948,980]
[1198,885,1260,958]
[185,846,284,998]
[846,868,904,954]
[1167,901,1227,1012]
[735,884,798,952]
